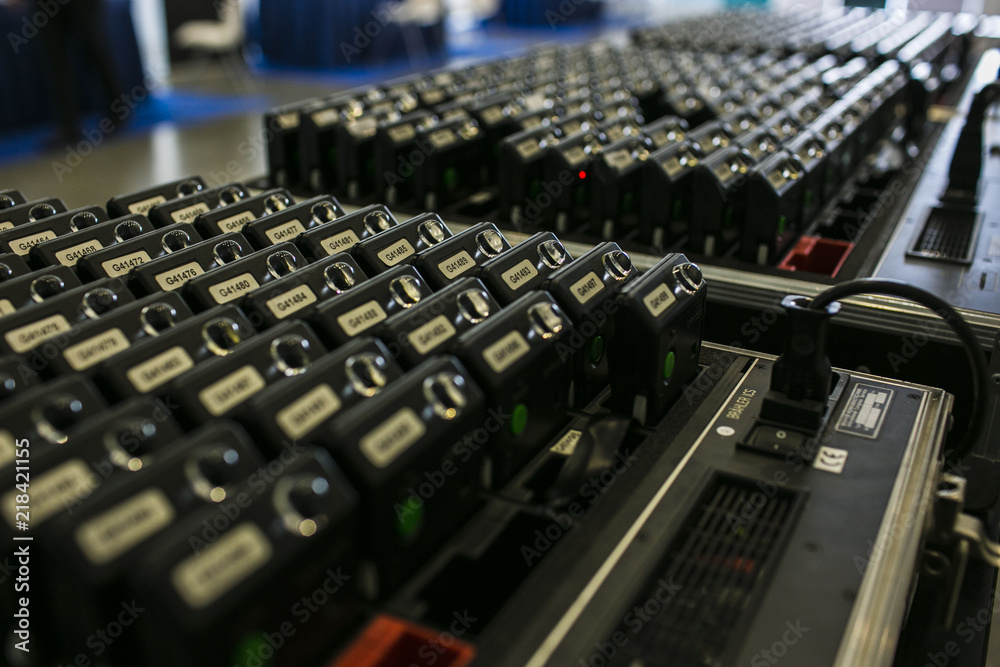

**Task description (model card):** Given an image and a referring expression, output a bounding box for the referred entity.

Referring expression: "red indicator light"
[578,171,587,180]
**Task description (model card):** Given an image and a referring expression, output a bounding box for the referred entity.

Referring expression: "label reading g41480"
[208,273,260,304]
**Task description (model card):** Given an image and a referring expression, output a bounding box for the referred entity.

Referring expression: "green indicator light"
[232,633,270,667]
[511,403,529,436]
[396,496,424,540]
[672,199,682,221]
[444,168,458,191]
[590,336,605,364]
[804,188,813,208]
[778,215,787,235]
[664,351,676,381]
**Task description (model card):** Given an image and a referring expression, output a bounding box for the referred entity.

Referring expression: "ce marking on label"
[813,447,849,475]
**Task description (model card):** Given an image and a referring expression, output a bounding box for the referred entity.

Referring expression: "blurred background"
[0,0,989,204]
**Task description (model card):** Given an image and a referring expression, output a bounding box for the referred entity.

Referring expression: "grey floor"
[0,63,338,209]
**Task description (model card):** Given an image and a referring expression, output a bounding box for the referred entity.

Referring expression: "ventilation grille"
[611,475,800,667]
[909,206,979,264]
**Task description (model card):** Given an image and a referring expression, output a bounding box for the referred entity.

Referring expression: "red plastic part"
[328,615,476,667]
[777,236,854,277]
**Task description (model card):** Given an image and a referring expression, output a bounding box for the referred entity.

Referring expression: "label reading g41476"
[156,261,204,291]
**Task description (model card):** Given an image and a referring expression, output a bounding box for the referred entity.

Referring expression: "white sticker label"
[199,365,266,416]
[101,250,151,277]
[570,272,605,305]
[429,129,455,149]
[517,139,540,160]
[0,221,13,231]
[76,488,176,565]
[550,429,582,456]
[0,430,14,469]
[276,384,342,441]
[208,273,260,304]
[265,219,305,245]
[3,459,98,528]
[172,523,272,609]
[5,314,71,353]
[337,300,387,337]
[320,230,361,256]
[216,211,255,234]
[0,299,14,318]
[266,285,317,320]
[311,109,338,127]
[128,346,195,393]
[388,124,416,143]
[408,315,457,355]
[377,239,415,267]
[643,283,676,318]
[156,261,204,291]
[10,230,57,256]
[360,408,426,468]
[437,250,476,279]
[813,447,849,475]
[55,239,105,266]
[127,195,167,215]
[484,330,531,374]
[170,202,211,224]
[64,328,130,371]
[276,112,300,129]
[605,149,633,170]
[502,260,538,291]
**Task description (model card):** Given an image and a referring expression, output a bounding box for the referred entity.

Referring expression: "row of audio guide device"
[264,7,977,285]
[0,6,996,667]
[0,167,992,667]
